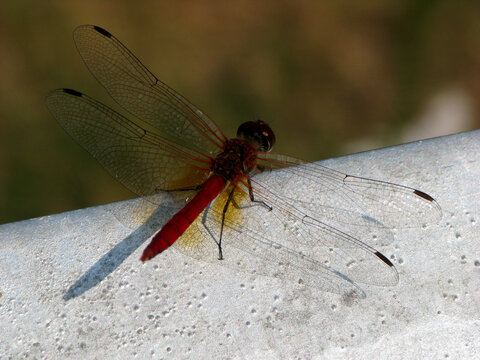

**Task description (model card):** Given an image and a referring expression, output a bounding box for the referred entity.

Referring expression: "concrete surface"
[1,130,479,359]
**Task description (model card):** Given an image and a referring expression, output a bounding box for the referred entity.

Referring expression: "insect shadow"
[63,197,180,300]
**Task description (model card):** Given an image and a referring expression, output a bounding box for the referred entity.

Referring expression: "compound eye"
[236,120,276,152]
[236,121,256,139]
[256,121,276,151]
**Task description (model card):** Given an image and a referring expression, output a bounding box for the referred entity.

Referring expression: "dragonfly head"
[236,120,276,152]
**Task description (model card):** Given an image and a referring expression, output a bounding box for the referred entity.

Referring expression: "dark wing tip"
[413,189,435,202]
[62,88,83,97]
[374,251,394,267]
[93,25,112,38]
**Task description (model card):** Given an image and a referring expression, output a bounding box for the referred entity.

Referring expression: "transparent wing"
[46,89,211,198]
[255,153,442,245]
[171,154,441,297]
[72,25,225,156]
[172,183,397,299]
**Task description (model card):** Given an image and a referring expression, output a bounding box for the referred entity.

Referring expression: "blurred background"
[0,1,479,224]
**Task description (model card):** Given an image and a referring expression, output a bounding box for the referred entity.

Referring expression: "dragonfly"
[46,25,442,298]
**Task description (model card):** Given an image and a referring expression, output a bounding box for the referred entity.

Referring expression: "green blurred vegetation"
[0,1,479,224]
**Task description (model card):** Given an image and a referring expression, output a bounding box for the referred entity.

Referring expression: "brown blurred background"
[0,1,479,225]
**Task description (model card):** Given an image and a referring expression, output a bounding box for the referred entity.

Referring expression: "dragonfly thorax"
[210,138,258,181]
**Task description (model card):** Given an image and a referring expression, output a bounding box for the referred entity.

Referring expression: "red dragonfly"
[46,25,441,298]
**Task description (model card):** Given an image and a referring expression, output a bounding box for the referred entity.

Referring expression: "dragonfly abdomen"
[140,175,226,261]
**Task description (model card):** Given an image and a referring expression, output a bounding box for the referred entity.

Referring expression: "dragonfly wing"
[72,25,225,156]
[172,183,397,298]
[236,180,399,285]
[255,153,442,244]
[46,89,210,198]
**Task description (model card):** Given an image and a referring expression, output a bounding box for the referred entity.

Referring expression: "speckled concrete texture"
[1,130,478,359]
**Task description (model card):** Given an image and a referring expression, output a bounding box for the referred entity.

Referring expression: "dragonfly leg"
[247,178,272,211]
[217,187,237,260]
[199,187,235,261]
[229,178,272,211]
[200,202,219,251]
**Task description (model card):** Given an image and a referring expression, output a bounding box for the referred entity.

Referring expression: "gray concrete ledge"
[1,130,479,359]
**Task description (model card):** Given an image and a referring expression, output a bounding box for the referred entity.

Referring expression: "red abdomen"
[140,175,226,261]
